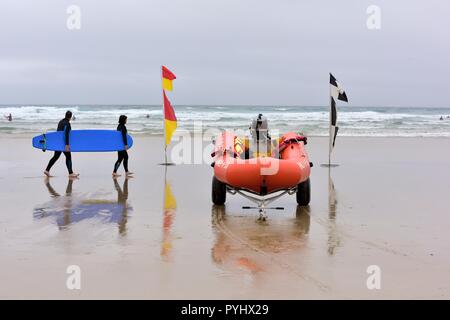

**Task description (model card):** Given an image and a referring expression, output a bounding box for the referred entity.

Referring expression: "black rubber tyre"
[212,176,226,205]
[296,178,311,206]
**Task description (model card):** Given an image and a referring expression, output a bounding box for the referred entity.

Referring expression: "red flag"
[162,66,176,81]
[163,91,177,121]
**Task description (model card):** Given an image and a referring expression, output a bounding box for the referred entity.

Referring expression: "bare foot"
[69,173,80,178]
[44,170,51,177]
[112,173,121,177]
[126,172,134,176]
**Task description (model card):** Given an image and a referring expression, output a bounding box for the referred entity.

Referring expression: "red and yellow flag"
[162,66,177,147]
[163,91,177,146]
[162,65,176,91]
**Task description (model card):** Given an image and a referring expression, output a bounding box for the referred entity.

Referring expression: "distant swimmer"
[146,114,150,119]
[72,115,76,121]
[440,116,444,120]
[447,115,450,119]
[112,115,134,177]
[44,110,80,178]
[4,113,12,121]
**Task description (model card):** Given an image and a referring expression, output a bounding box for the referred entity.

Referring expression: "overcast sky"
[0,0,449,107]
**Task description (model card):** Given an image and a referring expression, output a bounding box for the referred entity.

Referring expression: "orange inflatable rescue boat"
[211,114,312,209]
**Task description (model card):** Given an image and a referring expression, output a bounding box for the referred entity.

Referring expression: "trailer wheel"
[296,178,311,206]
[212,176,226,205]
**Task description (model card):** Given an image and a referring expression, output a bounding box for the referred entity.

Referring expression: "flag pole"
[328,78,332,167]
[161,66,168,165]
[161,163,168,258]
[322,74,333,168]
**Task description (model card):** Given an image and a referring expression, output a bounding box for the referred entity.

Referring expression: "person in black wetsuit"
[44,111,79,178]
[113,115,133,177]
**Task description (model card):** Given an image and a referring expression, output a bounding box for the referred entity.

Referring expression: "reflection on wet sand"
[161,169,177,260]
[211,205,310,274]
[327,170,340,255]
[33,177,131,235]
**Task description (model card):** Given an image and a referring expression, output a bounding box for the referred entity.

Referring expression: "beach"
[1,135,449,299]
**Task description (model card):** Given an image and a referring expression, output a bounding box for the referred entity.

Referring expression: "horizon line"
[0,104,449,109]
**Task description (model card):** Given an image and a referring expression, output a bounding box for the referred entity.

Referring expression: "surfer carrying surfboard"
[112,115,133,177]
[44,111,80,178]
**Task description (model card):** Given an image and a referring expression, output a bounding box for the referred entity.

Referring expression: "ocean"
[1,105,450,137]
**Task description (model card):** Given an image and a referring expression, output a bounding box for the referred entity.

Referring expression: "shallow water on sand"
[0,137,450,299]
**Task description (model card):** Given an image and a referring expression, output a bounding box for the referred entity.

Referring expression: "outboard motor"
[249,114,271,157]
[250,114,270,141]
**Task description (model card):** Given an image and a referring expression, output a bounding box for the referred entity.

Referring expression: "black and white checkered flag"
[329,73,348,151]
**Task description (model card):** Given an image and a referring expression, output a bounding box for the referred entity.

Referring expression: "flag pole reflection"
[161,166,177,260]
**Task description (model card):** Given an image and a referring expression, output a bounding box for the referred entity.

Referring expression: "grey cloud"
[0,0,449,107]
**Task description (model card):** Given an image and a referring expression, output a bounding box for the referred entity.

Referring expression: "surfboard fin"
[40,133,47,152]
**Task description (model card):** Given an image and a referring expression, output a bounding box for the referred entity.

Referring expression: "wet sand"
[1,136,450,299]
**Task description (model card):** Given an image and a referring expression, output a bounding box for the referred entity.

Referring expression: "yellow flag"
[162,78,173,91]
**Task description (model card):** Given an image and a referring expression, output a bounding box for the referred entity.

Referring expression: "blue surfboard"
[32,130,133,152]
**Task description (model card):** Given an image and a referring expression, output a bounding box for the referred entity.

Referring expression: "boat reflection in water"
[211,205,310,274]
[33,177,131,235]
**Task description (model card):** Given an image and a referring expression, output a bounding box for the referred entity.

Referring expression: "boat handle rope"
[278,136,307,153]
